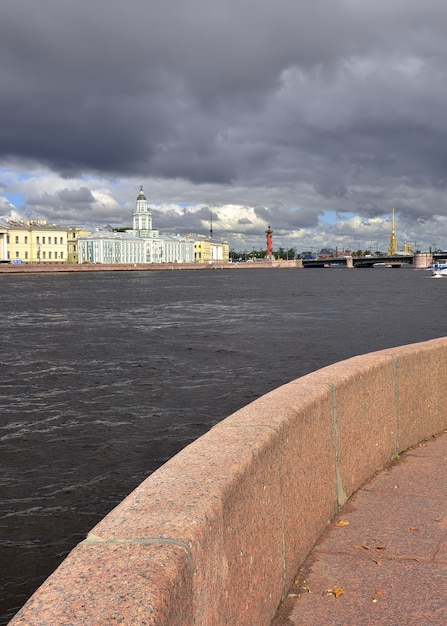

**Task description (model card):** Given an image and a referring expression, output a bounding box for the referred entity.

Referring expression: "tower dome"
[137,185,146,201]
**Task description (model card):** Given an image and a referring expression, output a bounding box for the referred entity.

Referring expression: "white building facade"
[77,231,146,264]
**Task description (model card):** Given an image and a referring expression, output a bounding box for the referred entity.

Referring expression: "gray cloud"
[1,1,447,248]
[58,187,96,205]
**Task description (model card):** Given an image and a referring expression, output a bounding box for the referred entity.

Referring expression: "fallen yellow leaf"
[324,588,345,598]
[335,520,350,527]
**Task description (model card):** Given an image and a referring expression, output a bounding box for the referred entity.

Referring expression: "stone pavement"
[271,431,447,626]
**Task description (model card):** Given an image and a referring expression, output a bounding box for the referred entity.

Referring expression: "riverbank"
[0,259,302,273]
[9,337,447,625]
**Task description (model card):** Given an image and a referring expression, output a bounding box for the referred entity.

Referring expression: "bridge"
[302,254,414,268]
[302,252,443,268]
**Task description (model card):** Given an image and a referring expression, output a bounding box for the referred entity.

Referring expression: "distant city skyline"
[1,184,439,255]
[1,2,447,252]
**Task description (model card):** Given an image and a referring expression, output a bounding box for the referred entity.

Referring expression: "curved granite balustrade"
[9,337,447,625]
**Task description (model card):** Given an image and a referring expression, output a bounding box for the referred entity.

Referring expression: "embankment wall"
[9,337,447,625]
[0,259,302,273]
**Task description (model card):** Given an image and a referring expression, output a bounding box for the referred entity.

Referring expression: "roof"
[78,231,144,241]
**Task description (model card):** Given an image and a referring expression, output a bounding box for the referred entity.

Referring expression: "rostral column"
[266,225,273,259]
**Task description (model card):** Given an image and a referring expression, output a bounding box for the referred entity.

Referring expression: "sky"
[1,0,447,252]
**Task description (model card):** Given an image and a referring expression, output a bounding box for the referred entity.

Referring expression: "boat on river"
[431,260,447,278]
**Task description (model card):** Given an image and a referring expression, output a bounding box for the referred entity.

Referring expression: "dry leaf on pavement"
[324,588,345,598]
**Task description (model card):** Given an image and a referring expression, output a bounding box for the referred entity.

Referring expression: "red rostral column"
[266,225,273,259]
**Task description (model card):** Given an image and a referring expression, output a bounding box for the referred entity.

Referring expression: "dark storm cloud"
[2,0,447,238]
[24,186,100,222]
[58,187,95,205]
[254,204,320,229]
[314,178,348,199]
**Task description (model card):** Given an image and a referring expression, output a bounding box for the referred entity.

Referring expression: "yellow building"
[67,225,94,263]
[0,219,68,263]
[183,234,230,263]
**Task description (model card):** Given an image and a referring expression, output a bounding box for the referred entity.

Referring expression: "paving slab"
[271,432,447,625]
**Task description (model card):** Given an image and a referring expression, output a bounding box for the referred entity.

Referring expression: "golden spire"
[387,208,398,256]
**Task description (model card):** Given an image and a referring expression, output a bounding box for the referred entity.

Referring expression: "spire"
[387,208,398,256]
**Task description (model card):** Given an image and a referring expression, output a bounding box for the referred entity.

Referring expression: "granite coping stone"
[10,542,194,626]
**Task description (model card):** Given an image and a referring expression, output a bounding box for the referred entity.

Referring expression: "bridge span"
[302,252,434,269]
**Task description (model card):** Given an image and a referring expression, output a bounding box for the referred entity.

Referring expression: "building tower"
[133,185,153,237]
[265,225,273,259]
[387,208,398,256]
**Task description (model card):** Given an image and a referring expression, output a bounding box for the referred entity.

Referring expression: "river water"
[1,266,445,623]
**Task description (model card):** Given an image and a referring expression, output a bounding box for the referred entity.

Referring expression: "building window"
[48,251,52,259]
[15,236,19,244]
[7,252,10,259]
[16,251,19,258]
[36,236,40,244]
[42,251,46,259]
[42,237,46,244]
[24,236,28,244]
[48,236,51,244]
[61,237,64,245]
[25,252,28,259]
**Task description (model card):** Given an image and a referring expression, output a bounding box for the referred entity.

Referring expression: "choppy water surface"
[1,267,446,623]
